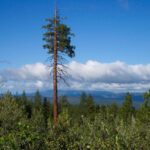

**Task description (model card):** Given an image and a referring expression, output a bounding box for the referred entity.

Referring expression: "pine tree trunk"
[53,13,58,127]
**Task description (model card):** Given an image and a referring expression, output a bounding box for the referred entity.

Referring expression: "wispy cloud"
[0,60,150,92]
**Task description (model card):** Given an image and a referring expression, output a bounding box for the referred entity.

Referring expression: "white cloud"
[35,81,44,89]
[68,60,150,84]
[0,60,150,92]
[0,63,49,81]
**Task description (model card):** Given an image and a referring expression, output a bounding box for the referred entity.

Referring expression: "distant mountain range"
[28,90,144,108]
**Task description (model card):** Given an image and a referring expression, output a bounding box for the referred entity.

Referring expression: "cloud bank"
[0,60,150,92]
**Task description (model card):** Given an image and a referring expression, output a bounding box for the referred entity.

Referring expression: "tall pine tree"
[43,8,75,126]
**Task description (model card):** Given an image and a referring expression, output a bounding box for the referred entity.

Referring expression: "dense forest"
[0,90,150,149]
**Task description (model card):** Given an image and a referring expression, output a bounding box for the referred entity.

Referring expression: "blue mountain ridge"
[27,90,144,108]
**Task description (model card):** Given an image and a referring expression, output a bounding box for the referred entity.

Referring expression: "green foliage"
[79,92,87,106]
[43,16,75,57]
[59,95,70,111]
[120,92,135,124]
[0,92,25,135]
[0,91,150,149]
[34,90,42,110]
[79,92,96,119]
[137,101,150,125]
[86,94,95,113]
[0,122,46,150]
[144,89,150,106]
[20,91,32,119]
[43,97,51,128]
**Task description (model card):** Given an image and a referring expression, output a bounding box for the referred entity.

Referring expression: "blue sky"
[1,0,150,67]
[1,0,150,92]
